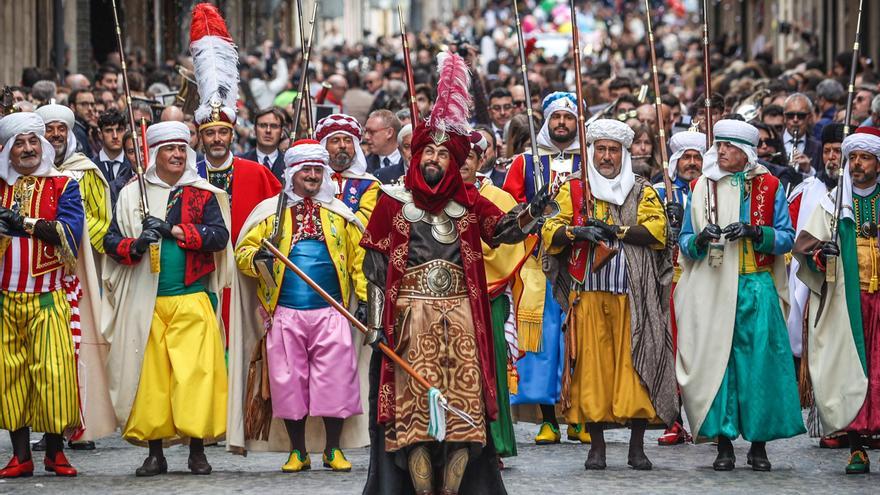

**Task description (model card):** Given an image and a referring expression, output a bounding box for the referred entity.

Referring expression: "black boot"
[712,437,735,471]
[627,419,652,470]
[135,440,167,477]
[584,423,606,470]
[747,441,771,471]
[188,438,212,475]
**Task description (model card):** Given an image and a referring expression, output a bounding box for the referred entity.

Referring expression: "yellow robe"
[543,179,666,424]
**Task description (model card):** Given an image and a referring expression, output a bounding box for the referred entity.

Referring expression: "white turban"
[283,139,337,204]
[667,130,707,181]
[537,92,581,154]
[841,129,880,162]
[585,119,636,205]
[144,121,202,187]
[701,119,759,181]
[315,114,368,176]
[0,112,59,184]
[35,104,79,162]
[823,128,880,220]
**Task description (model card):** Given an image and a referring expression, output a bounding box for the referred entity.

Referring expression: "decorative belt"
[399,260,467,298]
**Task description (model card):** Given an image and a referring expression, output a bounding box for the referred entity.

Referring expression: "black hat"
[821,123,845,146]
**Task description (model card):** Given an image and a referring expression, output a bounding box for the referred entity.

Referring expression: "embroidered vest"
[747,173,779,268]
[177,186,217,286]
[523,153,581,201]
[339,177,374,212]
[0,176,71,276]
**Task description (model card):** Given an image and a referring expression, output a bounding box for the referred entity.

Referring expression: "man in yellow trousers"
[102,121,232,476]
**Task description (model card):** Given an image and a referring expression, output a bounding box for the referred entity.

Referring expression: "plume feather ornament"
[427,51,472,143]
[189,3,239,124]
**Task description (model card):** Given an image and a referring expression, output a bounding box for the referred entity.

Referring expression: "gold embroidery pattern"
[384,295,485,452]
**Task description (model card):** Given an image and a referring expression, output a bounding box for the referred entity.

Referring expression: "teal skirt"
[699,271,806,442]
[489,295,517,458]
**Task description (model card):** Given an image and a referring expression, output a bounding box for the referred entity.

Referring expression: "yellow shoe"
[566,424,581,442]
[322,448,352,472]
[535,422,561,445]
[578,427,592,444]
[281,450,311,472]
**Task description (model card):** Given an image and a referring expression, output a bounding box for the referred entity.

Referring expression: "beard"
[206,143,230,160]
[824,162,841,180]
[549,126,576,144]
[478,156,497,174]
[330,150,353,171]
[421,161,444,187]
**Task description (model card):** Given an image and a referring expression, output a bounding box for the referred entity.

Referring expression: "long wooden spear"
[569,0,617,271]
[398,5,420,123]
[826,0,864,283]
[644,0,673,205]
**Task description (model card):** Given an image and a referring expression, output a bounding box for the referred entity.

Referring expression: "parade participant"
[360,51,544,495]
[502,91,585,445]
[677,119,805,472]
[652,129,706,446]
[786,123,846,446]
[102,121,231,476]
[315,113,381,226]
[543,118,678,470]
[187,3,281,340]
[33,104,116,452]
[461,130,528,462]
[793,126,880,474]
[235,140,365,473]
[0,112,84,478]
[189,2,281,243]
[36,104,111,255]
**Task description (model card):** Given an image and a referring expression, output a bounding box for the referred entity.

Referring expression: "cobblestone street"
[1,423,876,494]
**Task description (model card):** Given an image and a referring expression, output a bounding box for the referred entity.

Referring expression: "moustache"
[20,152,38,159]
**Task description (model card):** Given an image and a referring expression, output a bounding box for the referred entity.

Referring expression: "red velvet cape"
[361,192,507,424]
[229,157,282,242]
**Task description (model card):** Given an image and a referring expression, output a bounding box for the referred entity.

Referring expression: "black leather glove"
[142,215,174,238]
[0,219,11,236]
[722,222,763,243]
[365,328,389,351]
[131,229,162,257]
[527,183,552,219]
[665,202,684,230]
[694,223,722,250]
[817,241,840,265]
[0,207,24,231]
[354,301,368,325]
[252,247,275,270]
[586,218,620,240]
[570,226,609,244]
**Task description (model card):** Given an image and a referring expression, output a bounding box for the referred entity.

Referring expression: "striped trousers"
[0,289,79,434]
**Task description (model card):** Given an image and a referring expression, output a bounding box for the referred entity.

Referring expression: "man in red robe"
[187,2,281,334]
[360,50,548,495]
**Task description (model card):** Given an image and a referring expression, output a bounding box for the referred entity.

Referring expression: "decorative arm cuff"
[753,226,776,254]
[176,223,203,251]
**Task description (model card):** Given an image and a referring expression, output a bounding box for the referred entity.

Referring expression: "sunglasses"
[757,138,773,147]
[513,100,526,107]
[784,111,809,120]
[615,110,638,122]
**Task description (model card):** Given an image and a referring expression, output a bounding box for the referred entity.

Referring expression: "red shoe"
[0,455,34,478]
[44,451,77,477]
[658,422,691,446]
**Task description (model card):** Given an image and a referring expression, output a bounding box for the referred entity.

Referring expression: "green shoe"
[845,450,870,474]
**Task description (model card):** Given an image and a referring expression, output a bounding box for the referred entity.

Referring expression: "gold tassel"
[870,242,878,294]
[507,361,519,395]
[516,317,544,353]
